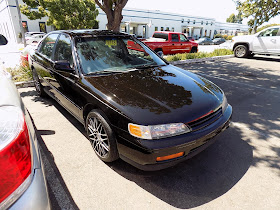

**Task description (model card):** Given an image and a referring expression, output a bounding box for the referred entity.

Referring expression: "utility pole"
[15,0,26,47]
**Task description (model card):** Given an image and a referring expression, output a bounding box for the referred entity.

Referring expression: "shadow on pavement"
[107,127,252,208]
[29,114,79,210]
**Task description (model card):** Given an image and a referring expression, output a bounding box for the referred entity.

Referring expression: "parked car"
[143,31,198,55]
[232,26,280,58]
[26,34,45,45]
[196,37,213,45]
[213,38,226,45]
[25,32,46,37]
[0,34,50,209]
[186,36,195,41]
[29,30,232,171]
[20,45,37,66]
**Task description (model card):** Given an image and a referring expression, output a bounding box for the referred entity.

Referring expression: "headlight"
[128,123,192,140]
[222,94,228,113]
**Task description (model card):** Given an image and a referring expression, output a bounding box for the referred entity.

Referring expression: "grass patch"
[5,62,33,82]
[165,49,233,62]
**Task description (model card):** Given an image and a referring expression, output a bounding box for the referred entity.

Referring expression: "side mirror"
[0,34,8,46]
[54,60,75,73]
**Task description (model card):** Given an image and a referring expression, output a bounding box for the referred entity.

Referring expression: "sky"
[125,0,280,25]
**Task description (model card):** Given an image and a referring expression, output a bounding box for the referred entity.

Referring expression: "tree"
[235,0,280,32]
[94,0,128,32]
[226,13,236,23]
[20,0,99,30]
[226,12,243,23]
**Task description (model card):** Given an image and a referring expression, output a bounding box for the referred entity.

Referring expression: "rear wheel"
[86,110,119,162]
[234,45,249,58]
[32,69,46,97]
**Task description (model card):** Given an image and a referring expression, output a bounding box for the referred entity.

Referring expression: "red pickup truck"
[142,31,198,55]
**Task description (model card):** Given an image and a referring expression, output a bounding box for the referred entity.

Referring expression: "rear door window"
[171,34,179,42]
[54,34,74,66]
[38,33,59,59]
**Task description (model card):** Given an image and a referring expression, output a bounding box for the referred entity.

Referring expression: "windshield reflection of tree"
[90,68,193,114]
[76,38,155,73]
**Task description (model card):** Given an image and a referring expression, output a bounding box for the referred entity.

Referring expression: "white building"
[0,0,249,43]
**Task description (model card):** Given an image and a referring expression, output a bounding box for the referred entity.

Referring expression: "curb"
[15,81,34,88]
[170,55,234,65]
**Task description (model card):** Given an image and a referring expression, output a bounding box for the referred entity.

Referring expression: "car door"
[52,33,82,120]
[33,33,60,98]
[179,34,191,53]
[252,28,280,53]
[170,33,181,54]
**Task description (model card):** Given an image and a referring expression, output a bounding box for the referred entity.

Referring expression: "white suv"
[232,26,280,58]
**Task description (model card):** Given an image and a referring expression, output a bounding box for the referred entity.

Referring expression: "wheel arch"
[233,42,250,51]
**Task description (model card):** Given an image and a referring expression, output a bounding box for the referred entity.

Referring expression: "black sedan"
[213,38,226,45]
[29,30,232,171]
[196,37,213,45]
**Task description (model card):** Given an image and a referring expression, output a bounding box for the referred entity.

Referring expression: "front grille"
[187,108,222,131]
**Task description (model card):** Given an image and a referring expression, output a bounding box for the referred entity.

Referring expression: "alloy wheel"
[235,46,246,57]
[88,117,109,158]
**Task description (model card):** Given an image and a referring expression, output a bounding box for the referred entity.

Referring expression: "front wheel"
[234,45,249,58]
[86,110,119,162]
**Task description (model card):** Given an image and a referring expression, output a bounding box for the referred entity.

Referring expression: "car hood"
[84,65,223,125]
[233,35,255,42]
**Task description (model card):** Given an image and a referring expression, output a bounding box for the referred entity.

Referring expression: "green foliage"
[165,49,234,62]
[6,63,33,82]
[226,13,236,23]
[227,35,234,40]
[20,0,99,30]
[214,34,223,38]
[257,23,280,32]
[226,12,243,23]
[236,0,280,31]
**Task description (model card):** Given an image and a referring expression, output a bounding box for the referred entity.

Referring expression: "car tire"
[155,49,164,57]
[32,69,46,97]
[234,45,249,58]
[190,47,197,53]
[86,110,119,162]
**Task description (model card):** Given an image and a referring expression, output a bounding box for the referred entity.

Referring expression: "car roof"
[154,31,182,34]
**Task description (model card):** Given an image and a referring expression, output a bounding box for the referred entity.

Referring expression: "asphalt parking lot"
[19,56,280,209]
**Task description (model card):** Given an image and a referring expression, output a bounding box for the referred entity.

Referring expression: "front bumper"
[118,105,232,171]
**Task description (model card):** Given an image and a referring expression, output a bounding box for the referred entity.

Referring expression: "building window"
[39,22,47,33]
[155,26,158,31]
[187,19,190,24]
[22,21,29,33]
[193,20,196,24]
[205,30,207,37]
[172,27,174,32]
[206,21,208,25]
[201,21,203,25]
[161,27,164,31]
[165,27,170,31]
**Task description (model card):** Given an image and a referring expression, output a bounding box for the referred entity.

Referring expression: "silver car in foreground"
[0,34,50,209]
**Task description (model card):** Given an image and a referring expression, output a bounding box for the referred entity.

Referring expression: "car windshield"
[75,36,166,74]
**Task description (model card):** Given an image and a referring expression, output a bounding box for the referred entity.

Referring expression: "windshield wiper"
[135,64,166,69]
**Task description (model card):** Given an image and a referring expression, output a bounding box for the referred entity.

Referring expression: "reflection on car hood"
[84,65,223,125]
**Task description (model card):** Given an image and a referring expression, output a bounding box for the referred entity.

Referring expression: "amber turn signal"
[156,152,184,162]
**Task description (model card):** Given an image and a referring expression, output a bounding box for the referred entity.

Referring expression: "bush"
[214,34,223,38]
[5,62,32,82]
[227,35,234,40]
[165,49,233,62]
[222,34,228,40]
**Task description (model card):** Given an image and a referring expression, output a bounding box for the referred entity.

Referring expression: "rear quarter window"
[152,33,168,40]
